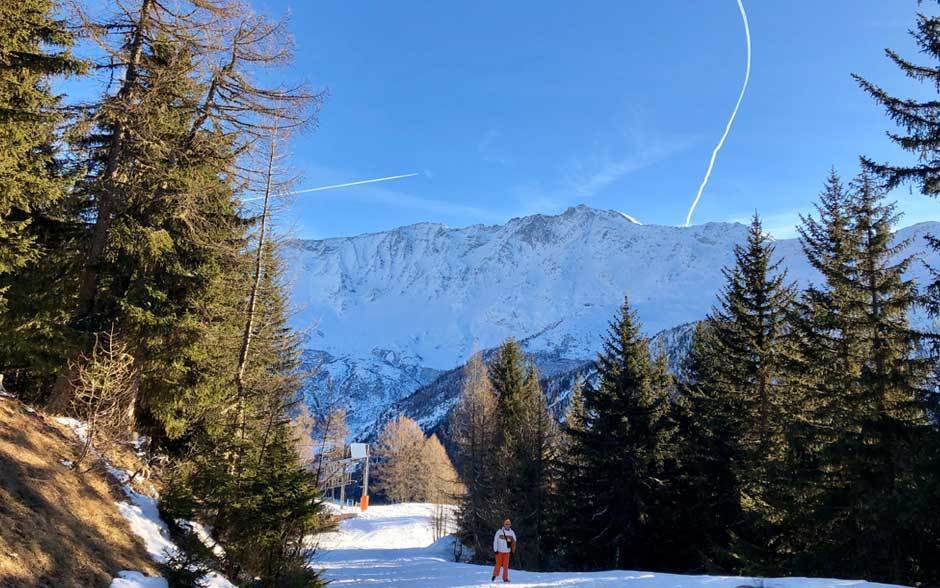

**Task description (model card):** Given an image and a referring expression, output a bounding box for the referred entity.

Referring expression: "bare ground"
[0,397,158,587]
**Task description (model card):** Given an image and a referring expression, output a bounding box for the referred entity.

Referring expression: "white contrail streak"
[242,173,419,201]
[684,0,751,227]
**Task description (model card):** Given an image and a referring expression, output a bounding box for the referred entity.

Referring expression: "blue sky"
[76,1,940,239]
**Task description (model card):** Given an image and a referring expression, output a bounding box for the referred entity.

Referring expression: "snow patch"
[177,518,227,559]
[54,417,237,588]
[54,416,89,443]
[313,502,905,587]
[109,571,167,588]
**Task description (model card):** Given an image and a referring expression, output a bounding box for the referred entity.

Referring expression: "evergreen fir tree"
[854,9,940,194]
[854,17,940,583]
[0,0,85,398]
[163,244,330,587]
[704,213,796,571]
[792,170,937,584]
[564,298,677,571]
[487,339,558,571]
[555,376,588,568]
[0,0,82,298]
[854,6,940,321]
[787,171,863,569]
[670,321,743,573]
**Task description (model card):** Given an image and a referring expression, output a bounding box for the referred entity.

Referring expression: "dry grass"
[0,397,158,587]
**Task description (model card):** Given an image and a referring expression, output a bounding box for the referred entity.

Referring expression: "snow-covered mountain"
[284,204,939,438]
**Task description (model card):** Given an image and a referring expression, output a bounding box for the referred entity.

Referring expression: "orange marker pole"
[360,447,370,511]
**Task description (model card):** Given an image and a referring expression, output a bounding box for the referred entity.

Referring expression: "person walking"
[491,518,517,582]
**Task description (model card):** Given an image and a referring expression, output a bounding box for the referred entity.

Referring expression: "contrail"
[684,0,751,227]
[242,173,419,201]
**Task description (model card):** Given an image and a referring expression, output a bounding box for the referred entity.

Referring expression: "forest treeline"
[0,0,332,585]
[450,9,940,586]
[453,181,939,586]
[4,0,940,586]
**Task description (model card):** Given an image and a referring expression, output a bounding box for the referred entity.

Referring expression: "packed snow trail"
[312,503,904,587]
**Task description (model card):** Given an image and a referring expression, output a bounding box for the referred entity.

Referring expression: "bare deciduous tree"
[292,400,348,492]
[448,352,500,559]
[373,416,427,503]
[425,434,463,541]
[69,329,136,469]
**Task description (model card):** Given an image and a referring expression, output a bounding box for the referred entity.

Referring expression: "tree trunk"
[75,0,152,320]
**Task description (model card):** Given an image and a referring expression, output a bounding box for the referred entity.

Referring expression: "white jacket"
[493,528,517,553]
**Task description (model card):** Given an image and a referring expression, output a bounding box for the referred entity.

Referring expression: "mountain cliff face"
[284,205,939,438]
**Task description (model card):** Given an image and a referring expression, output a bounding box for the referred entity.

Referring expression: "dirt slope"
[0,396,158,587]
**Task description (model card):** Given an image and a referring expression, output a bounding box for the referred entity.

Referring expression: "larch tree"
[373,416,429,503]
[450,352,500,562]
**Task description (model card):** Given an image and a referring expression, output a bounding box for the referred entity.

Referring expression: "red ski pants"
[493,552,511,580]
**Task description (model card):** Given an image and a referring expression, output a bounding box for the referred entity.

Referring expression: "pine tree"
[555,377,587,567]
[564,298,677,571]
[851,10,940,581]
[0,0,84,398]
[787,171,863,569]
[487,339,558,570]
[704,213,797,570]
[670,321,743,572]
[854,6,940,321]
[855,9,940,194]
[44,0,318,435]
[838,172,932,581]
[0,0,81,298]
[162,244,330,586]
[792,170,937,584]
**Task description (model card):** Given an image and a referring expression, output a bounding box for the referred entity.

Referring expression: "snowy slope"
[284,205,939,437]
[311,502,906,587]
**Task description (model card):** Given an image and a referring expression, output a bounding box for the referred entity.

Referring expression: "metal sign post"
[350,443,370,511]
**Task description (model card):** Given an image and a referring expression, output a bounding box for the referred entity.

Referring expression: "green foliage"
[700,214,797,571]
[560,299,678,571]
[488,338,558,571]
[0,0,82,288]
[0,0,329,583]
[855,9,940,195]
[161,247,330,587]
[787,171,937,584]
[162,525,214,588]
[0,0,85,397]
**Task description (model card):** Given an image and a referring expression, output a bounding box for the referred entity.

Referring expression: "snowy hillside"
[311,502,905,587]
[284,205,940,437]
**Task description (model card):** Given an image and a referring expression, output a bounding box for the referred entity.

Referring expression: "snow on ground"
[312,502,907,588]
[53,417,236,588]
